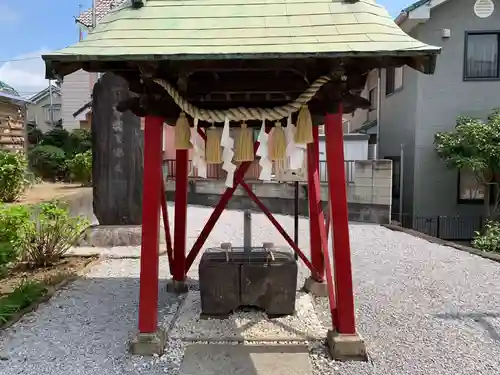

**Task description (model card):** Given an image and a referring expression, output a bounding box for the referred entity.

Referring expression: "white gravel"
[170,291,326,341]
[1,205,500,375]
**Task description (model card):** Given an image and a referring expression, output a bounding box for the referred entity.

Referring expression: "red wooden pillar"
[138,116,163,333]
[324,104,357,335]
[307,125,325,281]
[173,148,189,282]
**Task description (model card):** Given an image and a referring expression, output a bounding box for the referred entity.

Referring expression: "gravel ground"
[171,292,326,341]
[1,204,500,375]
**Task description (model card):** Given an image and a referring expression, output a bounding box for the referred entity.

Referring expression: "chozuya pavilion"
[42,0,439,361]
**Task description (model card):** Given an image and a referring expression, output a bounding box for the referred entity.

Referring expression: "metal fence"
[394,214,484,241]
[163,159,356,183]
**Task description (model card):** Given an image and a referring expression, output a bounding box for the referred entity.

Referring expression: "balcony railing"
[163,159,356,183]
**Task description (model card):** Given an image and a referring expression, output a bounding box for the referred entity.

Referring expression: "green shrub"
[40,128,70,149]
[27,122,43,146]
[64,129,91,158]
[472,220,500,253]
[0,280,47,325]
[22,201,89,267]
[67,150,92,186]
[28,145,67,181]
[0,151,29,202]
[0,205,30,266]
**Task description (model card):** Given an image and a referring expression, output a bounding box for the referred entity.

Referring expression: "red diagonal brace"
[185,141,260,272]
[239,181,320,280]
[160,178,174,274]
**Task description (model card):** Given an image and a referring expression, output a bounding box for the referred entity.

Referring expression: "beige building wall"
[27,93,62,133]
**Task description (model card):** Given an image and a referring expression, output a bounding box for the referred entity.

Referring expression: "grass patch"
[0,280,47,326]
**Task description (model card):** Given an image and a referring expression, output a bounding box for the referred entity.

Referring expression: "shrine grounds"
[1,204,500,375]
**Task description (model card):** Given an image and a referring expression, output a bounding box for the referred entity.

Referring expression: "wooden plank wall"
[0,101,25,152]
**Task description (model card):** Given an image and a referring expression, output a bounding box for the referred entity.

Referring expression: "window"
[458,169,486,202]
[465,32,499,80]
[368,88,376,111]
[385,67,403,95]
[43,104,61,123]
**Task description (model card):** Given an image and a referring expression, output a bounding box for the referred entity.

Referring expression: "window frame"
[463,31,500,81]
[456,169,494,204]
[385,67,404,96]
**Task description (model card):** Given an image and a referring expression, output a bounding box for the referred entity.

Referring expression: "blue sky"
[0,0,409,97]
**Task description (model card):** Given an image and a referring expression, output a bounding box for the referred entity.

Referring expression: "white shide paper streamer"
[285,115,306,171]
[256,120,272,181]
[221,117,236,187]
[190,117,207,178]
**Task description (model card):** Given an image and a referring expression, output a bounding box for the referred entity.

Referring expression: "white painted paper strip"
[256,120,272,181]
[221,117,236,187]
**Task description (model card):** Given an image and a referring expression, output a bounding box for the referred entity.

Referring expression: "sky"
[0,0,408,98]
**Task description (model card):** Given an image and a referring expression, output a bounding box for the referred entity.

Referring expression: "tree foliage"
[434,109,500,217]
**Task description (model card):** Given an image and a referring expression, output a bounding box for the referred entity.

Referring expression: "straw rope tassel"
[205,125,223,164]
[269,122,287,161]
[295,105,314,144]
[234,121,254,162]
[175,112,192,149]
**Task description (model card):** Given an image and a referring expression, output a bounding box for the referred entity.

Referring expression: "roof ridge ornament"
[131,0,146,8]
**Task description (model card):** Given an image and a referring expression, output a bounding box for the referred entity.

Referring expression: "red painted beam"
[324,105,357,335]
[307,125,325,281]
[185,142,260,272]
[160,178,174,275]
[138,116,163,333]
[173,148,189,282]
[317,193,337,329]
[239,181,320,280]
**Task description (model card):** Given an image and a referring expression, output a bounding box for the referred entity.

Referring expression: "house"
[349,0,500,226]
[59,1,126,132]
[27,85,62,132]
[0,80,30,151]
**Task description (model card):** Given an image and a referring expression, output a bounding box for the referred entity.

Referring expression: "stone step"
[179,344,312,375]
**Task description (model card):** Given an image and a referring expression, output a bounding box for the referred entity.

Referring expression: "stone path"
[1,205,500,375]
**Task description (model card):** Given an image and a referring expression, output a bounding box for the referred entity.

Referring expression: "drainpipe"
[375,68,382,159]
[92,0,97,29]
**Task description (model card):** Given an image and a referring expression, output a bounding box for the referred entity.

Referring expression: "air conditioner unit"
[274,153,308,182]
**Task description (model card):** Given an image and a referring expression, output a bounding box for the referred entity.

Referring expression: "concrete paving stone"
[179,344,312,375]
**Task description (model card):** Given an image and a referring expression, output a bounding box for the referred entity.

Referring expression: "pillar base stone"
[130,329,166,356]
[166,279,189,294]
[327,330,368,362]
[303,276,329,297]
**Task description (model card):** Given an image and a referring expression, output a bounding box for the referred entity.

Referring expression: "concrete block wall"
[165,160,392,224]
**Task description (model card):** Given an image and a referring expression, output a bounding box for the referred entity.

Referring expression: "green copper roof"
[44,0,440,77]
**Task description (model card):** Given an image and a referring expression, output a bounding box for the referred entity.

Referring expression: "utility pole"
[92,0,97,29]
[49,81,54,126]
[78,4,84,41]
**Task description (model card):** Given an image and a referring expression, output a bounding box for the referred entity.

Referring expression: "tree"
[434,109,500,218]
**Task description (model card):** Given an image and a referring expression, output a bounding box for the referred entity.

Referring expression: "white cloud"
[0,4,19,24]
[0,49,52,98]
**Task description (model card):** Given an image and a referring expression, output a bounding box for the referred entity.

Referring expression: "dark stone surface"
[166,190,391,224]
[92,73,144,225]
[199,247,298,317]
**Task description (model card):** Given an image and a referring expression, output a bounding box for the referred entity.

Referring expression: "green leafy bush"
[64,129,91,158]
[28,145,67,181]
[0,280,47,325]
[0,205,30,267]
[26,122,43,147]
[0,151,29,202]
[472,220,500,253]
[67,150,92,186]
[22,201,89,267]
[40,128,70,149]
